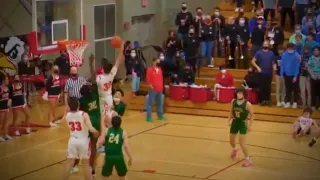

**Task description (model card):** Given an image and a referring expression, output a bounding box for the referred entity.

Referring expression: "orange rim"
[58,40,88,50]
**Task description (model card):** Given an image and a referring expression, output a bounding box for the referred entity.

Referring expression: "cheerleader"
[0,76,12,141]
[46,65,61,127]
[10,74,31,136]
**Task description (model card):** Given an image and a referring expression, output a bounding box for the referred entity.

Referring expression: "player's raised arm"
[83,112,99,137]
[246,101,254,131]
[123,130,133,166]
[112,39,125,72]
[89,53,96,82]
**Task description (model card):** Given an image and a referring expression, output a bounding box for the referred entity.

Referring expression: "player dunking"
[62,98,99,180]
[97,40,124,114]
[98,116,132,180]
[228,89,253,167]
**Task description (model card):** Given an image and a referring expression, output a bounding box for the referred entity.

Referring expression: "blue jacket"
[248,17,267,34]
[303,40,320,55]
[280,51,300,78]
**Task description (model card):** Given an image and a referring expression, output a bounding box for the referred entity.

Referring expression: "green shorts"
[89,117,100,138]
[230,119,247,135]
[102,155,127,177]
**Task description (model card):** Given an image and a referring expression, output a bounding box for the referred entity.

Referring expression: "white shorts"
[67,137,91,159]
[99,95,113,113]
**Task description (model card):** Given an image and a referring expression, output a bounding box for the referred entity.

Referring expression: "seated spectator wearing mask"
[213,65,234,99]
[235,8,249,26]
[236,16,250,68]
[300,46,312,108]
[250,16,266,56]
[307,46,320,111]
[248,9,266,34]
[175,2,193,39]
[211,7,226,57]
[243,67,260,89]
[164,30,180,66]
[301,8,317,27]
[177,63,195,85]
[302,18,317,35]
[303,33,320,55]
[280,43,301,109]
[262,0,276,21]
[274,46,286,107]
[251,41,275,105]
[289,25,306,44]
[267,20,284,55]
[294,34,304,54]
[200,15,216,68]
[183,27,200,71]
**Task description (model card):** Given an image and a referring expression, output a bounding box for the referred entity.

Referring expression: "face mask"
[268,32,275,38]
[182,7,187,11]
[71,73,78,78]
[239,20,245,26]
[113,97,121,103]
[270,40,275,45]
[130,53,136,58]
[221,69,226,74]
[295,29,301,34]
[287,49,294,53]
[53,69,59,74]
[159,55,165,61]
[258,25,262,29]
[214,12,219,16]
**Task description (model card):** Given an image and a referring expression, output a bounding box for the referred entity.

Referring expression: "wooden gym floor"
[1,96,320,180]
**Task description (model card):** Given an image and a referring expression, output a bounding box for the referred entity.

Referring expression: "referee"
[64,66,86,174]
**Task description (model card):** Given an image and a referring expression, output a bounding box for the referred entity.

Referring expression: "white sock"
[245,156,250,160]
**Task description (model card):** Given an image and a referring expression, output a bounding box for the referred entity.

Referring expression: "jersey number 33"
[69,121,82,132]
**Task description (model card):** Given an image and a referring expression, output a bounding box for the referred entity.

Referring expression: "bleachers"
[127,2,312,124]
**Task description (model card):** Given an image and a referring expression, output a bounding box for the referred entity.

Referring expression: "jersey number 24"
[108,133,120,144]
[69,121,82,132]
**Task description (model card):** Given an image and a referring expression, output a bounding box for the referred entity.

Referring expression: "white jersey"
[299,117,313,130]
[96,67,117,97]
[66,111,89,139]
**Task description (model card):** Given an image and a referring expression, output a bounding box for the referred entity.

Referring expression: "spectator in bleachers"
[250,16,266,56]
[267,20,285,55]
[301,8,316,27]
[211,7,225,57]
[224,17,237,68]
[308,46,320,110]
[300,46,311,108]
[130,49,143,97]
[248,10,266,34]
[213,65,234,99]
[293,0,309,25]
[164,30,180,66]
[262,0,276,21]
[303,33,320,55]
[236,16,250,68]
[175,2,193,39]
[276,0,295,30]
[174,63,195,85]
[200,15,216,68]
[146,57,166,122]
[54,51,70,76]
[274,46,286,107]
[235,8,249,26]
[183,26,199,71]
[194,7,205,37]
[251,41,275,105]
[234,0,244,12]
[294,34,304,54]
[289,25,306,44]
[302,18,317,35]
[243,67,260,89]
[123,41,132,80]
[280,43,301,108]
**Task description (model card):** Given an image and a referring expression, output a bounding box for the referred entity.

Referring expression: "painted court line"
[1,112,143,161]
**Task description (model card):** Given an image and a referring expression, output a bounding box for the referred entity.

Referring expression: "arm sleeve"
[64,79,70,93]
[294,55,300,78]
[46,75,53,91]
[175,13,180,26]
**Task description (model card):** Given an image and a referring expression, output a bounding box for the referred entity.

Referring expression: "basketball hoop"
[58,40,88,67]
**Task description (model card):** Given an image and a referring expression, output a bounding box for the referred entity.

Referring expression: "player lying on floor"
[292,107,320,146]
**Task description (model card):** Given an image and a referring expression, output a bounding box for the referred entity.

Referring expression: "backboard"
[28,0,86,55]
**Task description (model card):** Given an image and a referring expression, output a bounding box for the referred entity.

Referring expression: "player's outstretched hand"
[97,136,105,147]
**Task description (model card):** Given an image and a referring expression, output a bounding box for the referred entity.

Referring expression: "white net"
[65,41,88,67]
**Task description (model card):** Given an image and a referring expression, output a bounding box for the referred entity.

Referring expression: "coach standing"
[146,58,166,122]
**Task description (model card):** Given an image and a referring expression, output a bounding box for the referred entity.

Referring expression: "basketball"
[111,36,123,49]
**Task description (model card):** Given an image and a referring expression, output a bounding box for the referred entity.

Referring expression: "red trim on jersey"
[96,67,103,75]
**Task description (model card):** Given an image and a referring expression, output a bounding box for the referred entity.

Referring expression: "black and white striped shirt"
[64,76,86,99]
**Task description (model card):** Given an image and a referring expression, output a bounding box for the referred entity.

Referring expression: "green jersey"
[232,100,248,122]
[105,128,124,156]
[114,103,126,116]
[80,93,101,121]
